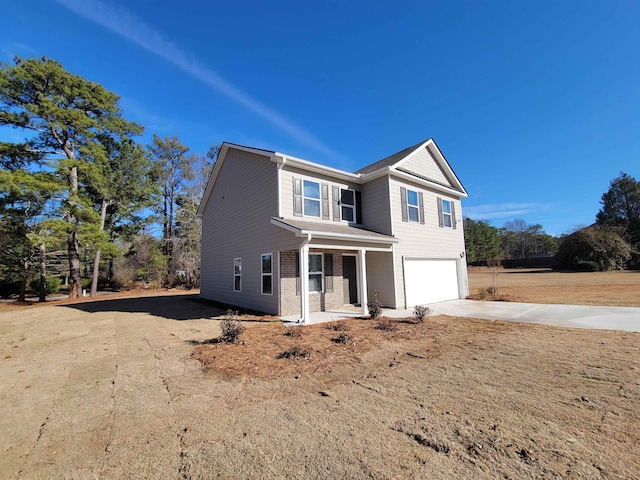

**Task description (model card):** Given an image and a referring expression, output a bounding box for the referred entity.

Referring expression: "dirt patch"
[469,268,640,306]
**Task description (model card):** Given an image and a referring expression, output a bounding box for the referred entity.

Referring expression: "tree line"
[464,172,640,271]
[0,56,217,301]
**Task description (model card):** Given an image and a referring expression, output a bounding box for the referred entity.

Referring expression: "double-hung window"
[441,199,453,227]
[261,253,272,295]
[303,180,321,217]
[340,189,355,222]
[233,258,242,292]
[407,189,420,223]
[308,253,323,292]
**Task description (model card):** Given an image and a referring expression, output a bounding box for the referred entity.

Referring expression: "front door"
[342,255,358,304]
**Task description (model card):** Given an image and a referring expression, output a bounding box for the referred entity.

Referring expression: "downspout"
[298,233,312,323]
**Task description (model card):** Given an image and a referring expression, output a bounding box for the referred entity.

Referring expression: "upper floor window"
[340,189,355,222]
[261,253,272,295]
[437,197,456,229]
[233,258,242,292]
[303,180,321,217]
[407,189,420,223]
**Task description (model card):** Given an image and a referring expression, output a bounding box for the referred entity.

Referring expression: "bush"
[375,317,395,332]
[368,291,383,319]
[277,345,310,359]
[29,277,62,296]
[413,305,432,323]
[331,332,352,344]
[220,309,244,343]
[555,225,631,271]
[326,320,348,331]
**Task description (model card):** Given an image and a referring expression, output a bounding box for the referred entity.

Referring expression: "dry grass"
[468,268,640,306]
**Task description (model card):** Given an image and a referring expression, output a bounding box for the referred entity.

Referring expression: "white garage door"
[404,258,459,307]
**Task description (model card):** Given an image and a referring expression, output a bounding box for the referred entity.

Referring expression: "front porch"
[272,217,398,323]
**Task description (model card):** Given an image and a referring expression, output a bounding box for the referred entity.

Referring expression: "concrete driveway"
[418,299,640,333]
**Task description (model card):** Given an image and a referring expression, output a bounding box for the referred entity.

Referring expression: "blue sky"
[2,0,639,236]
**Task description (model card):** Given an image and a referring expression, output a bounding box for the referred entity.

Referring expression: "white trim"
[340,188,356,223]
[308,243,393,252]
[441,199,453,228]
[406,188,420,223]
[358,249,368,315]
[302,179,321,218]
[391,169,467,198]
[308,252,324,293]
[274,154,361,182]
[260,253,273,296]
[233,257,242,292]
[270,218,398,244]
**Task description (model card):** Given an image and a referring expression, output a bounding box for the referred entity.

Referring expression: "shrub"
[220,309,244,343]
[29,277,62,296]
[283,327,302,338]
[368,290,383,320]
[277,345,310,359]
[326,320,348,331]
[555,225,631,271]
[375,317,395,332]
[331,332,352,344]
[413,305,432,323]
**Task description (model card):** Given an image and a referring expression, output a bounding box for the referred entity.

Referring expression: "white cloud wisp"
[55,0,340,159]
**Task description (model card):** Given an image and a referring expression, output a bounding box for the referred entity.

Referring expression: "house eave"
[270,218,398,245]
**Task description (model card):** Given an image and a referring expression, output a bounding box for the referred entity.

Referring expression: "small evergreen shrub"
[413,305,432,323]
[368,291,383,320]
[277,344,310,359]
[220,309,244,343]
[29,277,62,296]
[326,320,348,331]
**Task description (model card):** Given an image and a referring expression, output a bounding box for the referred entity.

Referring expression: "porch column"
[299,244,310,323]
[359,249,368,316]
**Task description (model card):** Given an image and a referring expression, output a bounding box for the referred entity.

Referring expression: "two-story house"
[197,138,469,323]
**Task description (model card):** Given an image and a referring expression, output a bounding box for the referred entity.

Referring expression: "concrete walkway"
[283,300,640,332]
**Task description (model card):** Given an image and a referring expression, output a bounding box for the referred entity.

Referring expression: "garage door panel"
[404,259,459,306]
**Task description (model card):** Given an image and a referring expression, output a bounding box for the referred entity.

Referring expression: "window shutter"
[418,192,425,224]
[295,252,300,294]
[324,253,333,292]
[400,187,408,222]
[332,186,340,220]
[355,191,362,224]
[321,183,330,220]
[451,202,457,229]
[293,178,302,217]
[437,197,444,227]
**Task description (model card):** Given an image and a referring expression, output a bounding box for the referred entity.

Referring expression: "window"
[233,258,242,292]
[309,253,323,292]
[303,180,321,217]
[442,199,453,228]
[407,189,420,222]
[261,253,272,295]
[340,189,355,222]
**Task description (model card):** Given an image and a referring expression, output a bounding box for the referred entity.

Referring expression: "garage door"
[404,258,459,307]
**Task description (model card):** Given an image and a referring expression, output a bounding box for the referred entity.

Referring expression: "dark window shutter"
[451,201,457,229]
[418,192,425,224]
[355,191,362,224]
[332,186,340,221]
[324,253,333,292]
[437,197,444,227]
[293,178,303,216]
[321,183,329,220]
[400,187,408,222]
[295,251,300,294]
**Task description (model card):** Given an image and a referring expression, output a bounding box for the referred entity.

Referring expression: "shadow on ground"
[59,294,226,321]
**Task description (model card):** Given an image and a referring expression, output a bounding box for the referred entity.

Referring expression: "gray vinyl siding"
[366,251,396,308]
[388,176,467,308]
[360,175,392,235]
[200,149,300,314]
[400,146,452,186]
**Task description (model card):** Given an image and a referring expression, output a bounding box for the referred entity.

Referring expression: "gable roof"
[197,138,467,216]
